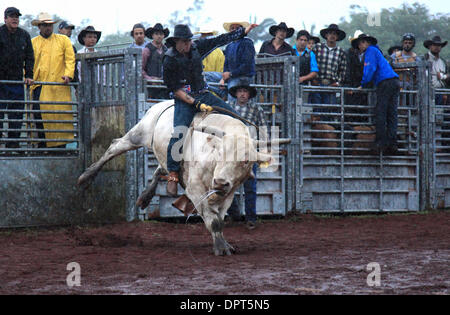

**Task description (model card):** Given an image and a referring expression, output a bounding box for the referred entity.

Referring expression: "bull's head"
[197,127,290,198]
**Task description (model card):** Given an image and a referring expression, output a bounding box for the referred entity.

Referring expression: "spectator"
[357,34,400,155]
[387,45,402,62]
[0,7,34,149]
[30,12,75,149]
[129,23,149,49]
[345,31,374,107]
[312,24,347,118]
[58,21,78,90]
[423,36,448,105]
[258,22,296,57]
[391,33,420,63]
[196,29,227,99]
[78,25,101,53]
[162,23,258,196]
[143,23,169,100]
[293,30,319,85]
[308,35,320,50]
[391,33,420,91]
[226,79,268,230]
[220,21,256,102]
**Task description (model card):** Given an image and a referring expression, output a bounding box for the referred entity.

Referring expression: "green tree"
[167,0,211,32]
[338,2,450,60]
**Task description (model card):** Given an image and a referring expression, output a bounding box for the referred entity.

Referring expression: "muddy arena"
[0,211,448,295]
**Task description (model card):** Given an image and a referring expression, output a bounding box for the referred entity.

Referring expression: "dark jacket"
[223,36,256,78]
[163,27,247,93]
[345,47,365,87]
[258,39,296,57]
[0,25,34,80]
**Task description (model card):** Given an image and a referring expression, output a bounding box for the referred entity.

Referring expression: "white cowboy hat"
[349,30,364,43]
[223,21,250,32]
[31,12,58,26]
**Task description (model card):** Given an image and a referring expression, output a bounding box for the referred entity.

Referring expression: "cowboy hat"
[351,33,378,49]
[320,23,346,41]
[228,78,257,99]
[165,24,194,48]
[269,22,295,38]
[223,21,250,32]
[31,12,58,26]
[78,26,102,46]
[310,35,320,44]
[424,35,448,49]
[145,23,170,39]
[195,29,219,36]
[348,30,364,43]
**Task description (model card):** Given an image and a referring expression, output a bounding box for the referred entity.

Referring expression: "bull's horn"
[255,138,291,146]
[193,126,226,138]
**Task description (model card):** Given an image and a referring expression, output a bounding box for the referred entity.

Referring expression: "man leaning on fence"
[356,34,400,155]
[0,7,34,150]
[30,12,75,150]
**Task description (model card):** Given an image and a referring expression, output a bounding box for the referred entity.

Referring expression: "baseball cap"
[59,21,75,30]
[4,7,22,18]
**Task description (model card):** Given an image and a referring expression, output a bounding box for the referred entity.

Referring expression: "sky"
[4,0,449,36]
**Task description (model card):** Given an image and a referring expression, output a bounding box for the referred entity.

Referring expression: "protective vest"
[165,43,206,93]
[299,50,311,78]
[144,43,167,78]
[393,51,417,85]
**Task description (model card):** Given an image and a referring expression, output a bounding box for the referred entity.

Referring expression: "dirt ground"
[0,211,448,295]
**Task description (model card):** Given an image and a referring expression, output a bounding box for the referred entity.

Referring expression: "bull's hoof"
[213,238,235,256]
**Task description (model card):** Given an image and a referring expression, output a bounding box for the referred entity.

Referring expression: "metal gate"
[137,56,294,219]
[294,62,426,213]
[432,87,450,209]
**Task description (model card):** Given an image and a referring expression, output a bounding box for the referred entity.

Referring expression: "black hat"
[424,35,448,49]
[388,45,402,56]
[166,24,193,47]
[59,21,75,30]
[269,22,295,38]
[145,23,170,39]
[351,33,378,49]
[228,79,257,99]
[78,26,102,46]
[320,24,346,41]
[310,35,320,44]
[130,23,146,37]
[4,7,21,18]
[296,30,311,40]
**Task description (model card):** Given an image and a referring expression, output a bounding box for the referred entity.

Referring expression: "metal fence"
[0,80,80,157]
[2,49,449,227]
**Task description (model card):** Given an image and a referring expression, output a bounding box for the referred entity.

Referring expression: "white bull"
[78,100,289,256]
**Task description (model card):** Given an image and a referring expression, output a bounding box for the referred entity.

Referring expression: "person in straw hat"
[423,35,448,100]
[30,12,76,149]
[258,22,296,58]
[196,29,227,98]
[220,21,256,102]
[162,22,258,196]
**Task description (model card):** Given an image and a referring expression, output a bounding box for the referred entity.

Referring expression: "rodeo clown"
[162,23,258,197]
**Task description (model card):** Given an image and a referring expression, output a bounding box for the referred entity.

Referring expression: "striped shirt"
[312,43,347,84]
[230,100,269,141]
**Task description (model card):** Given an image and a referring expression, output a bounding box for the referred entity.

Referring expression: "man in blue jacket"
[220,21,256,101]
[356,33,400,155]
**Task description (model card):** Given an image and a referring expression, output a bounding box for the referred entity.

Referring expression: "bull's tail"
[136,166,165,209]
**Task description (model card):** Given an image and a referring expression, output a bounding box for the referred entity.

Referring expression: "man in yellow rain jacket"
[31,12,75,149]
